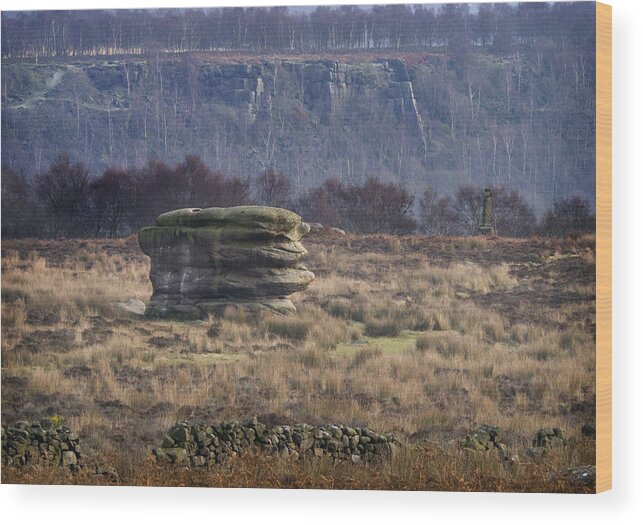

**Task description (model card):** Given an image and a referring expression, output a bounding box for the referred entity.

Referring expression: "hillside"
[2,49,595,216]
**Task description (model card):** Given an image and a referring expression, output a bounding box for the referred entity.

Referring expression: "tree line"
[1,154,594,239]
[1,3,594,59]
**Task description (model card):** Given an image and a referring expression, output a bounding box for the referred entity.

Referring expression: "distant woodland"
[1,4,595,58]
[1,3,596,237]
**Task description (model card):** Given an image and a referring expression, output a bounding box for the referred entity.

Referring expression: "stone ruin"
[138,206,315,319]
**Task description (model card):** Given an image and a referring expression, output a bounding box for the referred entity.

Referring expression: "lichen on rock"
[1,418,82,469]
[138,206,315,319]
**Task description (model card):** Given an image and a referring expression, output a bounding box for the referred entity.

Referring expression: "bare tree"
[453,185,483,235]
[492,187,537,237]
[254,168,291,208]
[1,165,40,237]
[418,188,462,236]
[297,177,415,234]
[540,196,595,237]
[35,153,90,237]
[90,168,134,237]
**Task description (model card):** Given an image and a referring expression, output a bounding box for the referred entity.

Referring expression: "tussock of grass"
[265,316,311,341]
[349,346,383,369]
[431,332,478,359]
[364,317,401,337]
[327,298,367,322]
[415,334,431,353]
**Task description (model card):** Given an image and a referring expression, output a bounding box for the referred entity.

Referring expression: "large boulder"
[138,206,315,319]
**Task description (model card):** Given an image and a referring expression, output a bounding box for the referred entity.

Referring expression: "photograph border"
[596,1,612,493]
[0,0,616,500]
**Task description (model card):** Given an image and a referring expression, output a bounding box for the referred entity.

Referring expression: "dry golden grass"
[1,235,596,490]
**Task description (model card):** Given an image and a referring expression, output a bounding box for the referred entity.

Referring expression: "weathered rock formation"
[138,206,314,319]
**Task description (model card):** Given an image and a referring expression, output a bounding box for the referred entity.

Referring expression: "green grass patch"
[336,330,425,356]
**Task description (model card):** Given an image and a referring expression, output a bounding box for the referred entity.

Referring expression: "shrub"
[539,196,595,237]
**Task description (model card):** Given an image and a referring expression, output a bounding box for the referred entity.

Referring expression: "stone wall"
[1,419,82,469]
[154,419,399,467]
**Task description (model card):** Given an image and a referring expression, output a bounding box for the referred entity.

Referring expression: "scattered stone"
[459,424,502,452]
[112,298,146,315]
[62,450,77,467]
[533,427,566,448]
[94,465,120,483]
[138,206,315,319]
[459,424,510,463]
[524,447,547,459]
[169,424,191,443]
[554,466,596,489]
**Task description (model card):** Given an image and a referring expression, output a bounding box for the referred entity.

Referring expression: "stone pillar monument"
[476,188,495,236]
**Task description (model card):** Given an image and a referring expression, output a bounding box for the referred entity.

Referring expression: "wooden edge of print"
[595,1,612,494]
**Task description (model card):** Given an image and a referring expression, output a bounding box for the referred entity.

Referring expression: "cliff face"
[196,64,265,121]
[5,58,422,124]
[76,59,426,134]
[279,59,423,135]
[1,51,596,213]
